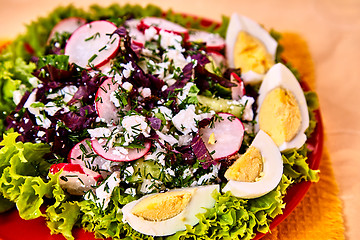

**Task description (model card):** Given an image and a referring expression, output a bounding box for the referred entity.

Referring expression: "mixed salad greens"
[0,4,320,240]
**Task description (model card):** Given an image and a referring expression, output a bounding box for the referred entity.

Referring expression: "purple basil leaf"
[194,64,236,92]
[191,133,214,169]
[147,117,162,130]
[191,53,210,66]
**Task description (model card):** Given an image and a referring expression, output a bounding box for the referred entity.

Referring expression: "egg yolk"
[131,190,193,221]
[233,31,274,74]
[225,146,263,182]
[259,87,301,146]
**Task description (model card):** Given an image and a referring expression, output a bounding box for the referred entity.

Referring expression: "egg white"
[222,130,283,199]
[225,13,278,84]
[256,63,309,152]
[121,185,219,236]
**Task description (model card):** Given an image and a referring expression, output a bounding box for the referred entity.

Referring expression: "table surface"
[0,0,359,239]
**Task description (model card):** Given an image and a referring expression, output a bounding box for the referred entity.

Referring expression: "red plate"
[0,91,324,240]
[0,13,323,240]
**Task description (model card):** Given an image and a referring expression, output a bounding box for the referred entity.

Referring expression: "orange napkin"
[0,40,10,52]
[263,33,345,240]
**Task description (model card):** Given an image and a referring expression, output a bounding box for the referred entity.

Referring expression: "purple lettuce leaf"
[194,64,236,93]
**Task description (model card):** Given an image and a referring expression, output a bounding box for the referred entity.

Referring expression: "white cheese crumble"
[152,106,173,121]
[140,179,162,194]
[144,26,158,41]
[122,82,133,92]
[240,96,255,121]
[163,49,190,70]
[85,172,121,209]
[88,127,112,139]
[121,62,134,78]
[110,90,121,108]
[156,130,178,146]
[124,188,137,196]
[47,85,78,103]
[144,142,167,166]
[44,102,62,116]
[197,164,221,185]
[226,96,255,121]
[159,30,183,51]
[139,87,151,98]
[177,82,194,104]
[172,105,214,135]
[122,114,151,145]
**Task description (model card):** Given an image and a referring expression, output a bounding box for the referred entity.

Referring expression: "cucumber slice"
[197,95,245,118]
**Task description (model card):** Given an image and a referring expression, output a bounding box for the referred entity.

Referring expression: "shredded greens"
[0,4,320,240]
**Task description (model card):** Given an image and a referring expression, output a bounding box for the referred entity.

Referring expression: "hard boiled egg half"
[226,13,278,84]
[256,63,309,152]
[222,130,283,199]
[122,185,219,236]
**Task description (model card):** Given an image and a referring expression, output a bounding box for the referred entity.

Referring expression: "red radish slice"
[230,72,246,100]
[95,77,121,124]
[47,17,86,43]
[50,163,101,195]
[139,17,189,40]
[188,30,225,51]
[65,20,120,69]
[91,139,151,162]
[50,162,102,181]
[129,28,146,47]
[68,138,114,178]
[125,19,146,47]
[208,51,226,70]
[50,162,85,175]
[200,113,244,160]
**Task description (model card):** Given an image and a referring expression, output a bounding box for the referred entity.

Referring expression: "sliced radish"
[129,28,146,47]
[65,20,120,69]
[68,138,114,178]
[95,77,121,124]
[208,51,226,72]
[188,30,225,51]
[124,19,146,47]
[91,139,151,162]
[50,162,85,175]
[47,17,86,43]
[50,162,102,181]
[49,162,101,196]
[200,113,244,160]
[230,72,245,100]
[139,17,189,40]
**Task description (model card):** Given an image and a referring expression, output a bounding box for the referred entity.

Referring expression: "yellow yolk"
[208,132,216,144]
[259,87,302,146]
[131,190,193,221]
[225,146,263,182]
[233,31,274,74]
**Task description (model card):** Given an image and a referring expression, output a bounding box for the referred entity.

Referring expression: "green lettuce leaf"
[0,132,66,219]
[0,52,36,135]
[46,201,81,240]
[305,91,320,138]
[79,187,137,239]
[282,146,320,182]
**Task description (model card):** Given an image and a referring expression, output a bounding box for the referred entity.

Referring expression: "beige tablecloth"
[0,0,359,239]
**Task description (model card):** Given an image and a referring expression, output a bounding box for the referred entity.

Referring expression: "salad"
[0,4,320,240]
